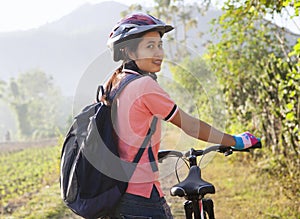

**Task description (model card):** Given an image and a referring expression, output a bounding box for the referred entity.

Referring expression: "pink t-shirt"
[115,70,178,198]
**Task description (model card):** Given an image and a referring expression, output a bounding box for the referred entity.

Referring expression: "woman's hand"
[233,132,260,150]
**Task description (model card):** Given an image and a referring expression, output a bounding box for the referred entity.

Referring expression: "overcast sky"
[0,0,151,32]
[0,0,299,33]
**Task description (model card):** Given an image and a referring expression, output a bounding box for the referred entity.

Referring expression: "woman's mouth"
[153,59,162,66]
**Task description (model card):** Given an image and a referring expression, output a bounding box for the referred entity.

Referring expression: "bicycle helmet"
[107,13,174,62]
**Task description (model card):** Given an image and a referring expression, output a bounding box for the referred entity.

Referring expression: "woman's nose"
[154,47,164,58]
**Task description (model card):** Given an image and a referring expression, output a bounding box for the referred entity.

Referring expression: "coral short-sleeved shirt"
[115,69,178,198]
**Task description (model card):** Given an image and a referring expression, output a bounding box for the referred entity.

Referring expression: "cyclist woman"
[105,13,260,219]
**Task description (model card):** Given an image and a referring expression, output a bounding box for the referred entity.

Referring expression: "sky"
[0,0,299,33]
[0,0,152,32]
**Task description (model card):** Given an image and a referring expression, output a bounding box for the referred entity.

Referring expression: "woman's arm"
[170,107,236,147]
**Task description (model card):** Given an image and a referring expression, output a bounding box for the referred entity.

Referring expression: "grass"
[0,143,81,219]
[0,137,299,219]
[9,183,81,219]
[161,128,299,218]
[163,152,299,219]
[0,146,60,209]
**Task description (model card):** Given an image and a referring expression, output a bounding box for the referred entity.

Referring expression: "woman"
[105,13,260,219]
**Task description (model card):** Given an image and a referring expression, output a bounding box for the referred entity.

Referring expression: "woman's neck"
[123,60,157,80]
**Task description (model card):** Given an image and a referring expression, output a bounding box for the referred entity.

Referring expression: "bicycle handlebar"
[158,142,262,162]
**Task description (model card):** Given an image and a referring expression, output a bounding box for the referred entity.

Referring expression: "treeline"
[0,70,72,140]
[125,0,299,201]
[0,0,298,203]
[205,0,299,197]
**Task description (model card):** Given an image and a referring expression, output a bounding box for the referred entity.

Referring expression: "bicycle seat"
[170,166,215,198]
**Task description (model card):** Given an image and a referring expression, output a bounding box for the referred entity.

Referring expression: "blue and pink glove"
[233,131,260,150]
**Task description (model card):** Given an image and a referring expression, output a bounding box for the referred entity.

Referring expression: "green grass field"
[0,141,298,219]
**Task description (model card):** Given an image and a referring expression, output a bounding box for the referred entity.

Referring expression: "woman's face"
[128,31,164,73]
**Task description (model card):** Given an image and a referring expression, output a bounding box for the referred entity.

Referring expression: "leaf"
[286,102,294,110]
[286,112,295,121]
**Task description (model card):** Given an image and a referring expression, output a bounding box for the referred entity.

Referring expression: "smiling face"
[128,31,164,73]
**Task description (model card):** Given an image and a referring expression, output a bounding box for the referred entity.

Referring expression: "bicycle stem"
[189,155,198,166]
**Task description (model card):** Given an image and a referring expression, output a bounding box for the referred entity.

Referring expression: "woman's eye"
[147,44,163,49]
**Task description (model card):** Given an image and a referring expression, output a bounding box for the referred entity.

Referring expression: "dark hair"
[103,36,144,103]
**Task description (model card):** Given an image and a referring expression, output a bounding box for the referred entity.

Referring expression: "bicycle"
[158,142,262,219]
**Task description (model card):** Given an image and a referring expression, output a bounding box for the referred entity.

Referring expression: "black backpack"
[60,74,158,218]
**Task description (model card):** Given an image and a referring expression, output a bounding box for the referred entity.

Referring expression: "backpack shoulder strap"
[111,74,158,165]
[100,73,158,167]
[110,74,143,102]
[132,116,158,163]
[96,73,143,103]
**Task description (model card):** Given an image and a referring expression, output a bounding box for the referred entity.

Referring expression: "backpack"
[60,73,158,218]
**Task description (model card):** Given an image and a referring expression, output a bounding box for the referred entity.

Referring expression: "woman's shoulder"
[125,73,157,85]
[134,74,160,90]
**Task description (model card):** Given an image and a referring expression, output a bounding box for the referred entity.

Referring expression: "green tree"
[1,70,69,139]
[169,56,225,128]
[205,0,299,204]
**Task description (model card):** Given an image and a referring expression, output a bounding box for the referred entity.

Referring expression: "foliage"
[0,80,5,98]
[205,0,299,199]
[0,137,79,218]
[1,141,298,218]
[122,1,299,195]
[0,145,60,214]
[9,182,77,219]
[1,69,72,139]
[168,56,226,129]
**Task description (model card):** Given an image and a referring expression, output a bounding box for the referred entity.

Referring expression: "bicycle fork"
[184,198,215,219]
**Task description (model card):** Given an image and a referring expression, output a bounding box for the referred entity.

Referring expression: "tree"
[168,56,225,128]
[0,80,5,97]
[205,0,299,205]
[122,0,211,61]
[1,70,70,139]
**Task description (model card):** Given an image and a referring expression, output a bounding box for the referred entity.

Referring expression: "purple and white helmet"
[107,13,174,61]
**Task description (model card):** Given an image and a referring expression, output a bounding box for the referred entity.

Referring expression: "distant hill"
[0,1,224,139]
[0,1,297,140]
[0,1,127,96]
[0,1,222,97]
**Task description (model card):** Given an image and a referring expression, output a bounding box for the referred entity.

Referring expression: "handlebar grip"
[231,141,262,152]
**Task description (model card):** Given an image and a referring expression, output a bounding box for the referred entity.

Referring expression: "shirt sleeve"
[139,77,178,121]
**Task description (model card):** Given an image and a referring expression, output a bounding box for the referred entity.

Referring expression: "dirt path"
[0,138,58,153]
[160,153,298,219]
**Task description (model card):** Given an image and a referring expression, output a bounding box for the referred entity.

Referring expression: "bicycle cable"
[175,156,189,183]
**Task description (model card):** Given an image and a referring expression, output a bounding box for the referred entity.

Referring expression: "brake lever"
[218,146,250,156]
[224,149,233,156]
[158,150,184,163]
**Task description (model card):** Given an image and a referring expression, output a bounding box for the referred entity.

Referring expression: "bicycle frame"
[184,198,214,219]
[181,151,215,219]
